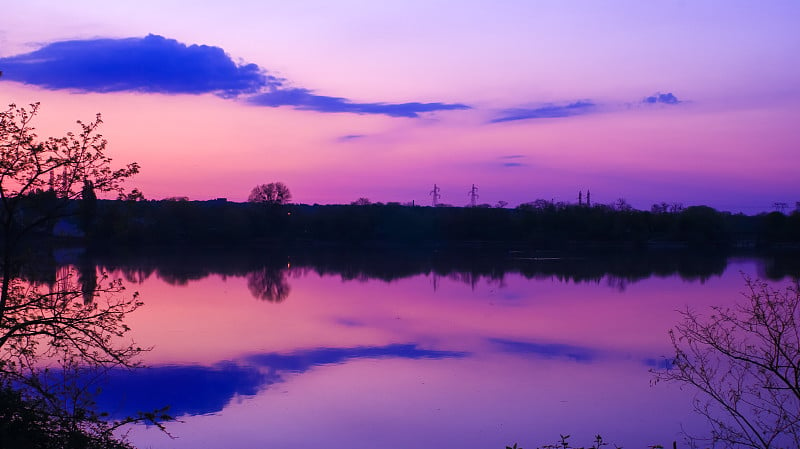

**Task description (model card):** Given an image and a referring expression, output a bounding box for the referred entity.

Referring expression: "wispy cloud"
[490,100,596,123]
[337,134,367,142]
[249,88,470,118]
[496,155,528,167]
[491,92,686,124]
[642,92,680,105]
[0,34,470,118]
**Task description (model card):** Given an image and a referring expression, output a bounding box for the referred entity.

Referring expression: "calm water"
[57,249,796,449]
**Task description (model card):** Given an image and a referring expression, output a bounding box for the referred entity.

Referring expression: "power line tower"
[430,184,441,206]
[469,184,479,207]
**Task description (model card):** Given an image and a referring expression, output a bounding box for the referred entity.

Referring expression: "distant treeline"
[70,199,799,249]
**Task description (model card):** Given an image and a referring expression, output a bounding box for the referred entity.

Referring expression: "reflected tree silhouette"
[246,266,291,302]
[77,252,97,304]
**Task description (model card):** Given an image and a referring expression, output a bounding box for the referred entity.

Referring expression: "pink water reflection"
[112,258,772,449]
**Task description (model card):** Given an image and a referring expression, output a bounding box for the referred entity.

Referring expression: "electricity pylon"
[430,184,441,206]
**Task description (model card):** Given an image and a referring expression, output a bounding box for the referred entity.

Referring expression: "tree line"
[55,197,800,249]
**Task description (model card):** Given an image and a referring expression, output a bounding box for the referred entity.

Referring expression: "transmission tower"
[430,184,441,206]
[469,184,479,207]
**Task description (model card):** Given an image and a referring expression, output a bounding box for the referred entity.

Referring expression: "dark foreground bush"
[0,384,133,449]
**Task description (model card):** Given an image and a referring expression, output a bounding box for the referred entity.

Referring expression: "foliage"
[1,102,139,319]
[653,278,800,449]
[248,182,291,205]
[0,103,138,201]
[351,197,371,206]
[0,382,134,449]
[83,199,800,248]
[0,270,143,377]
[0,103,163,447]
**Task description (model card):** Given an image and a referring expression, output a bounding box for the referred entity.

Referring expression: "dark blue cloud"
[489,337,596,362]
[0,34,271,97]
[93,343,466,418]
[0,35,469,117]
[490,100,596,123]
[249,88,470,118]
[642,92,680,104]
[502,162,526,167]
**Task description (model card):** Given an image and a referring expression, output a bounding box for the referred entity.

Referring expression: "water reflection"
[35,248,797,449]
[246,266,291,302]
[489,338,597,362]
[96,344,466,418]
[39,248,797,304]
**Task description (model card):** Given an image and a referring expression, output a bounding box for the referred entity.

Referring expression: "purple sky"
[1,1,799,213]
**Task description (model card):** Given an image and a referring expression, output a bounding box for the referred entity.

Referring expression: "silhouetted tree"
[0,103,164,446]
[773,202,788,214]
[613,197,633,212]
[651,202,670,214]
[118,188,145,202]
[0,102,139,323]
[248,182,292,205]
[653,278,800,449]
[79,180,97,236]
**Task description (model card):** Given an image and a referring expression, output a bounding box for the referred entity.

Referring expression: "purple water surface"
[92,255,792,449]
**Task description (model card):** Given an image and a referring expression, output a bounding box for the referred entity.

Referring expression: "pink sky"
[1,1,799,213]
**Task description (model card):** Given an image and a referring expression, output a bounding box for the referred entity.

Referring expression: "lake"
[56,248,797,449]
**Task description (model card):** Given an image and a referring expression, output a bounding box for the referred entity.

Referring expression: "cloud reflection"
[489,337,597,362]
[95,344,466,418]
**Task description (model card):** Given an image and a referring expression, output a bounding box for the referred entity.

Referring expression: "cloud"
[642,92,680,104]
[490,100,596,123]
[0,34,470,118]
[249,88,470,118]
[0,34,271,97]
[497,154,528,167]
[337,134,367,142]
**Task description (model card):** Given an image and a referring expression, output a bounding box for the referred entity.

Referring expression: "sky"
[1,1,799,213]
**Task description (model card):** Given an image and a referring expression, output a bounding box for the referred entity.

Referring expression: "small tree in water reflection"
[246,266,291,302]
[653,278,800,449]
